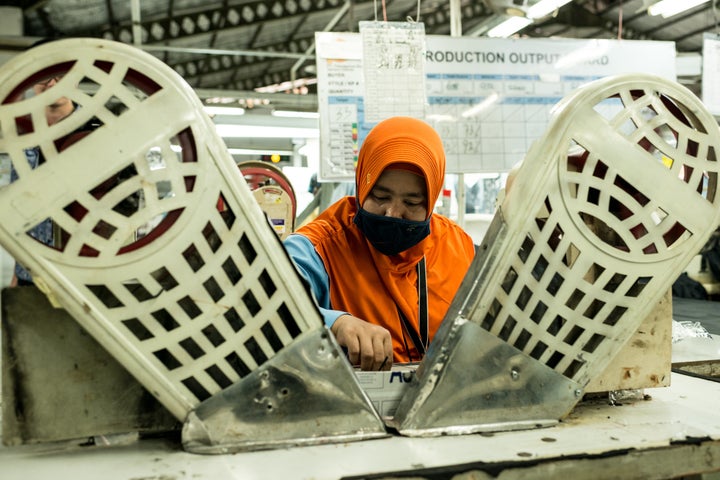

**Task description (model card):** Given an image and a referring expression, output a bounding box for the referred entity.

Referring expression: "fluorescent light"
[271,110,320,119]
[487,16,533,38]
[255,77,317,94]
[215,124,319,139]
[483,0,572,38]
[648,0,710,18]
[204,106,246,116]
[527,0,573,19]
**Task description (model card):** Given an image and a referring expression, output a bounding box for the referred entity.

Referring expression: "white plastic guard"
[392,74,720,435]
[0,39,385,449]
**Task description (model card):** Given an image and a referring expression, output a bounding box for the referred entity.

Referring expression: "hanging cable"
[618,0,623,40]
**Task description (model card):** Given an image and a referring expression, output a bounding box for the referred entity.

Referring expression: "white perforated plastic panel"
[482,75,720,386]
[0,39,324,420]
[390,74,720,436]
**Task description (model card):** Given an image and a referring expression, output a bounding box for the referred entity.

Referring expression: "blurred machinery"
[238,161,297,241]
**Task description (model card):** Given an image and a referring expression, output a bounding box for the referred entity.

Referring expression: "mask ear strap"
[397,257,429,358]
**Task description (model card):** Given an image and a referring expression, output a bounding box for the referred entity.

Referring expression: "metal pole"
[449,0,465,228]
[131,0,142,46]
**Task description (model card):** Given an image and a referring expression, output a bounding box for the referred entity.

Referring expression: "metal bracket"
[183,328,388,453]
[390,318,582,436]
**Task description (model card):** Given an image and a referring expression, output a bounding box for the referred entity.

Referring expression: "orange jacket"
[295,117,475,362]
[297,196,474,362]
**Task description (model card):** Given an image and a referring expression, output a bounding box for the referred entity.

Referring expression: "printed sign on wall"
[316,32,676,181]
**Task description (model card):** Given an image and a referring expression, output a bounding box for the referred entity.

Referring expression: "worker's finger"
[343,333,361,367]
[359,334,376,371]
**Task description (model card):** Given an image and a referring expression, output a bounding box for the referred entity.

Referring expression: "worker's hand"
[331,314,393,371]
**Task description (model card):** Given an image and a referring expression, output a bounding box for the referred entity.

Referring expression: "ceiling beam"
[82,0,370,45]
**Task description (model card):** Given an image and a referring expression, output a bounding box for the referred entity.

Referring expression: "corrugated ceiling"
[2,0,718,110]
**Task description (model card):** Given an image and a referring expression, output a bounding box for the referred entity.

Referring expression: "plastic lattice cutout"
[391,74,720,436]
[0,39,385,452]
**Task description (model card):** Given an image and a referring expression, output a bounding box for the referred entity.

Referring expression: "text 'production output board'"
[316,29,676,181]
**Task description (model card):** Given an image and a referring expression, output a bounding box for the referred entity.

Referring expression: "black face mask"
[354,207,431,256]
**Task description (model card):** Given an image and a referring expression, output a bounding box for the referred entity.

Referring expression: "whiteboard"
[315,33,677,181]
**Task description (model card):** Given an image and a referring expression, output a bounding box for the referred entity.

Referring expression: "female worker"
[284,116,475,371]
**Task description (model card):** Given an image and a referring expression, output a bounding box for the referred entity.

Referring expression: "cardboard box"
[354,364,417,418]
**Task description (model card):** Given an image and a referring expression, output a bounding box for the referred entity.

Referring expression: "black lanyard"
[397,257,428,357]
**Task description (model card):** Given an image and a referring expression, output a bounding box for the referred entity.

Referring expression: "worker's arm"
[284,234,392,370]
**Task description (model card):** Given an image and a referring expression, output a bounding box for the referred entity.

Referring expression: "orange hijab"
[297,117,475,362]
[356,116,445,219]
